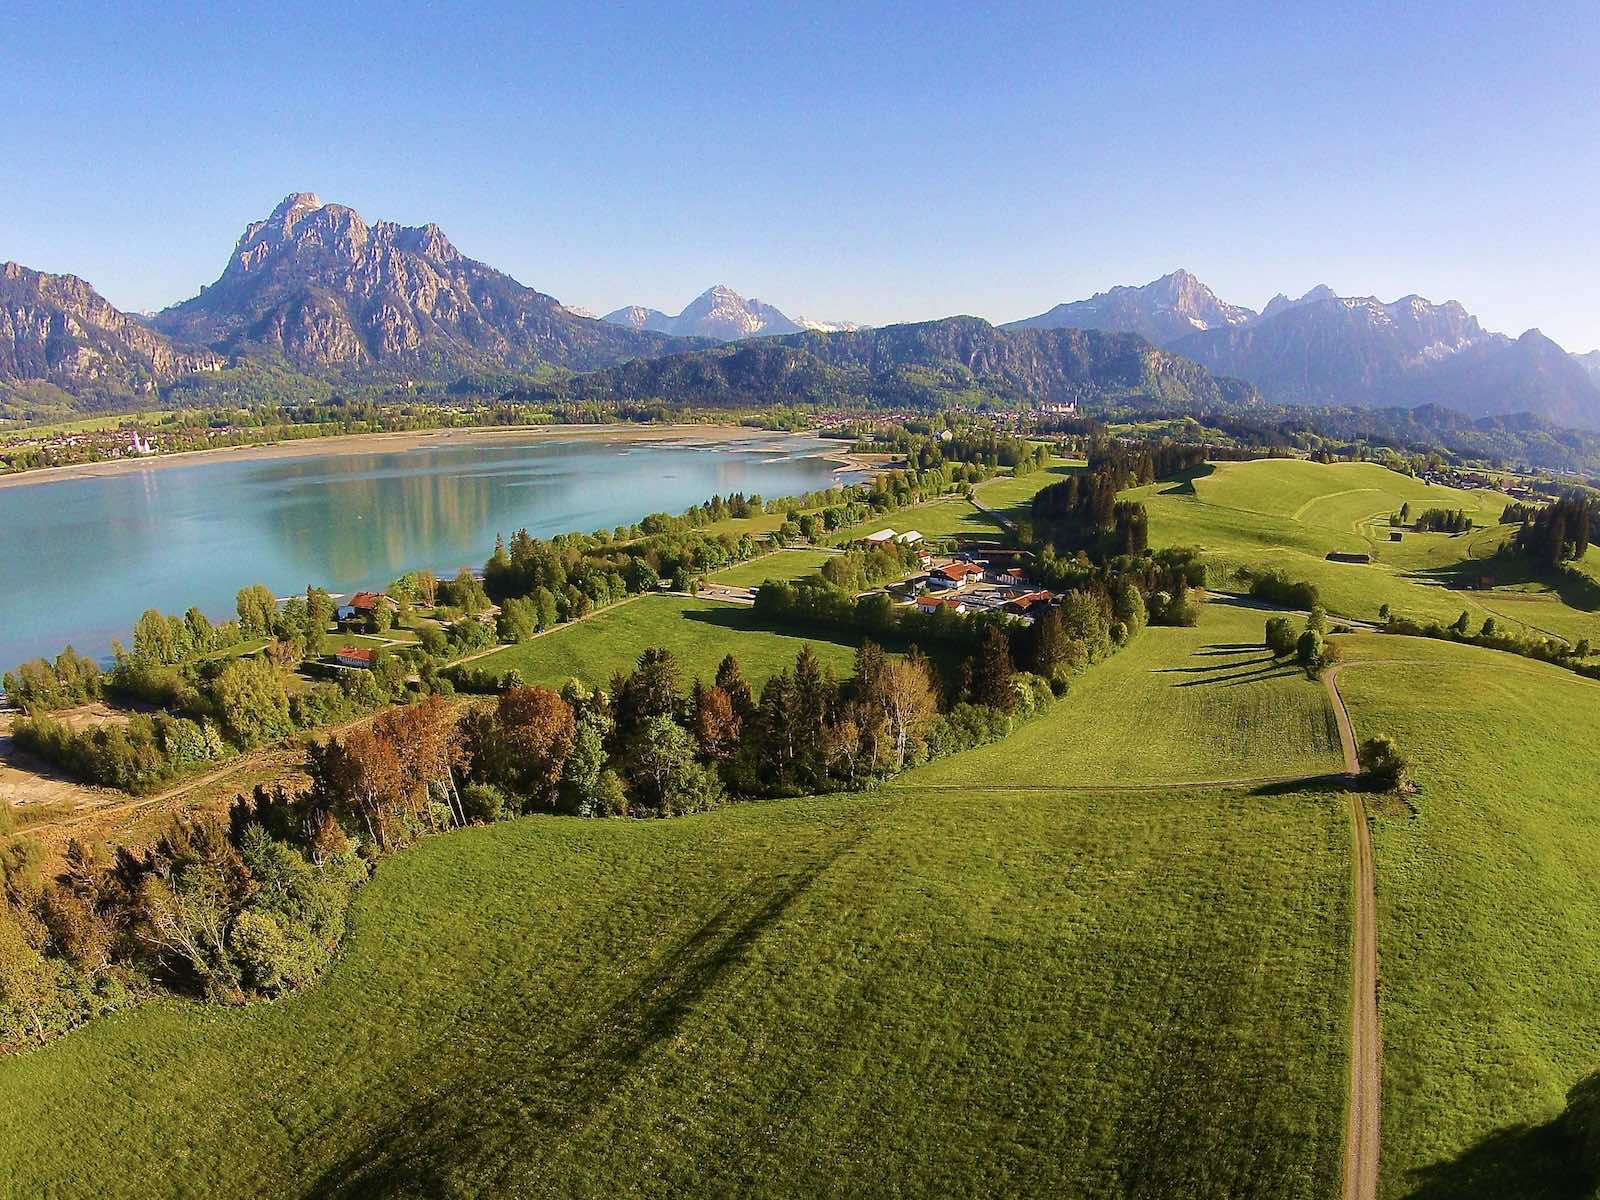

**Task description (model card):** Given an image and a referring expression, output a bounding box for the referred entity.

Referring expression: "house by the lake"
[336,591,396,623]
[335,646,374,669]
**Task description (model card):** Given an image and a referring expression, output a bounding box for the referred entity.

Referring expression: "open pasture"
[706,547,838,587]
[1333,633,1600,1198]
[467,595,866,689]
[901,598,1345,790]
[0,784,1351,1199]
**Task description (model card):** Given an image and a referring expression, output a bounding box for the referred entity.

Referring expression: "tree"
[496,596,537,643]
[236,585,278,638]
[874,655,938,769]
[1451,610,1471,636]
[1296,629,1325,675]
[1112,582,1147,640]
[1307,605,1328,636]
[495,687,577,811]
[1030,608,1070,678]
[715,654,754,719]
[1357,735,1414,792]
[625,715,708,815]
[1265,617,1298,659]
[971,627,1015,711]
[213,658,292,747]
[692,685,740,761]
[615,648,682,739]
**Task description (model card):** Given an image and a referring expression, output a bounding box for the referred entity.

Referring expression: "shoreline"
[0,422,849,490]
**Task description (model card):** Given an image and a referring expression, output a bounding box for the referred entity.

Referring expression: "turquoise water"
[0,433,852,671]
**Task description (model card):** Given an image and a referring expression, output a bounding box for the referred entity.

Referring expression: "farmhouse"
[335,646,374,669]
[863,529,897,546]
[896,530,924,546]
[337,591,396,622]
[916,595,967,615]
[988,562,1032,586]
[931,562,985,589]
[1005,590,1054,616]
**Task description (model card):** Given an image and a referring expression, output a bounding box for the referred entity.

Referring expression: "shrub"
[1357,735,1414,792]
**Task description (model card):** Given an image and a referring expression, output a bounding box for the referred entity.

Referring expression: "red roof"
[916,595,965,610]
[934,562,984,581]
[1007,591,1054,612]
[349,591,382,610]
[336,646,374,664]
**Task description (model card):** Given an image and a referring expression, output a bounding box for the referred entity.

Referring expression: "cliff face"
[154,193,683,375]
[0,262,221,395]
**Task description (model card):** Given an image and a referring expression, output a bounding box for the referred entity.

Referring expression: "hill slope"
[0,785,1349,1198]
[155,193,687,376]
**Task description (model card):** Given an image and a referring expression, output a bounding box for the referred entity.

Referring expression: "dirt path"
[1326,663,1379,1200]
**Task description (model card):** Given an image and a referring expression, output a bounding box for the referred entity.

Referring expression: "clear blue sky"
[4,0,1597,350]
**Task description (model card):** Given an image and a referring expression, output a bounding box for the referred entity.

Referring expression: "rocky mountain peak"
[1004,270,1255,344]
[603,285,808,341]
[152,194,676,374]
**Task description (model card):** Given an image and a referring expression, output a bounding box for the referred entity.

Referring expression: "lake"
[0,431,856,672]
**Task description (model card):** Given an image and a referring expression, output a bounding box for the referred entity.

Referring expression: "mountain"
[1005,270,1256,345]
[155,193,683,376]
[0,262,221,402]
[603,285,811,341]
[792,316,864,334]
[1576,350,1600,383]
[523,316,1255,411]
[1171,293,1600,428]
[1259,285,1338,322]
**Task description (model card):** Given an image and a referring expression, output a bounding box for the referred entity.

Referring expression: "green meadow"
[467,595,866,689]
[1333,633,1600,1199]
[1128,459,1600,645]
[0,786,1350,1200]
[706,547,838,587]
[900,598,1344,790]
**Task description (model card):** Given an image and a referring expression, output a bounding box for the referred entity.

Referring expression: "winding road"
[1326,664,1380,1200]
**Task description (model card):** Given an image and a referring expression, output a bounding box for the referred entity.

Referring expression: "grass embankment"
[1332,633,1600,1198]
[1127,459,1600,645]
[0,785,1351,1199]
[900,599,1344,790]
[467,595,868,689]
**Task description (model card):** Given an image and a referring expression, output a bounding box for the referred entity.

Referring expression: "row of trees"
[1414,507,1473,534]
[1510,494,1595,568]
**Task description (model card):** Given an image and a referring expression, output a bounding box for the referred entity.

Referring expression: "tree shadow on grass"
[1398,1118,1587,1200]
[307,830,863,1198]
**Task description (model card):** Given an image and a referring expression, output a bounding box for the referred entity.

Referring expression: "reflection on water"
[0,434,851,669]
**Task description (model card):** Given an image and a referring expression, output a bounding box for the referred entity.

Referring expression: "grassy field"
[1126,459,1600,645]
[0,785,1351,1199]
[1333,633,1600,1198]
[466,595,871,689]
[971,457,1085,521]
[900,598,1345,789]
[828,496,1009,547]
[706,547,838,587]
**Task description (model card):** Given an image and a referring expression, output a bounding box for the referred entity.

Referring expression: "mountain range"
[519,316,1253,413]
[1012,272,1600,427]
[2,194,1597,430]
[603,285,859,341]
